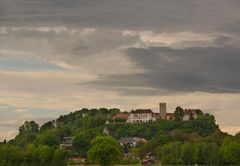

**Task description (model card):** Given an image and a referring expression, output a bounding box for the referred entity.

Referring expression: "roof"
[130,109,154,114]
[112,113,130,120]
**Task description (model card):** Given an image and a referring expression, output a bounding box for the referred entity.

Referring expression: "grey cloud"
[0,3,6,17]
[0,104,29,129]
[0,28,140,74]
[214,36,234,46]
[1,0,240,34]
[220,21,240,34]
[86,45,240,95]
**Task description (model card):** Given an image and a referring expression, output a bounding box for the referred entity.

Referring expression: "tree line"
[0,107,240,165]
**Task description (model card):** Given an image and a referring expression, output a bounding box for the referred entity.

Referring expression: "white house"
[127,109,158,123]
[60,137,73,148]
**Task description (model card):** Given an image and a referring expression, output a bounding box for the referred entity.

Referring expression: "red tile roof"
[112,113,130,120]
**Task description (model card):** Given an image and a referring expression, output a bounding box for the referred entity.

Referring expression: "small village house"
[60,136,73,148]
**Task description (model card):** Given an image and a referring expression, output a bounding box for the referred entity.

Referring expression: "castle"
[112,103,199,123]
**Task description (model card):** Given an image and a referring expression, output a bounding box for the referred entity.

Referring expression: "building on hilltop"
[127,109,158,123]
[159,102,175,120]
[112,103,201,124]
[127,103,169,123]
[183,109,198,121]
[166,113,175,120]
[112,113,130,122]
[159,102,167,119]
[159,103,199,121]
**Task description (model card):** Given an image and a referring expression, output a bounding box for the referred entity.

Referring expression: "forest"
[1,107,240,166]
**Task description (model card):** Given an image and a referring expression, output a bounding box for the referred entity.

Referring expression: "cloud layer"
[90,45,240,94]
[0,0,240,140]
[1,0,240,33]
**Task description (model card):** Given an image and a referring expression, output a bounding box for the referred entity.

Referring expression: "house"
[112,113,130,122]
[183,109,198,121]
[60,137,73,148]
[114,103,200,124]
[126,103,174,123]
[127,109,157,123]
[119,137,147,154]
[166,113,175,120]
[159,103,199,121]
[119,137,147,147]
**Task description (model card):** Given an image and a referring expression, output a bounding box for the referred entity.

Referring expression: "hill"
[1,107,240,165]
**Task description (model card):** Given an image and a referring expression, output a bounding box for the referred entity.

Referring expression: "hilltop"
[1,107,240,165]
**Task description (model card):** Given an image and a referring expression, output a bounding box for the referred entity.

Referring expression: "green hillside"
[1,107,240,166]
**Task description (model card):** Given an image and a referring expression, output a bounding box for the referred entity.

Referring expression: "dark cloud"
[214,36,234,46]
[0,0,239,33]
[86,45,240,95]
[0,3,6,17]
[220,21,240,34]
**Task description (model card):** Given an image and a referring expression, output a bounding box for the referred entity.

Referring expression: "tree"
[181,142,194,165]
[160,141,183,165]
[235,132,240,140]
[23,144,38,163]
[193,143,202,165]
[54,148,68,166]
[87,136,123,166]
[203,143,218,165]
[189,113,218,136]
[14,121,40,147]
[35,130,60,147]
[37,145,53,163]
[174,107,184,121]
[73,129,101,156]
[221,141,240,164]
[4,144,22,165]
[19,121,39,134]
[40,121,55,132]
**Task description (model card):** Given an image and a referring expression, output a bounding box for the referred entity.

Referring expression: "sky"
[0,0,240,140]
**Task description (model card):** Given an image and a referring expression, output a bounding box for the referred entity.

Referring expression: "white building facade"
[127,109,157,123]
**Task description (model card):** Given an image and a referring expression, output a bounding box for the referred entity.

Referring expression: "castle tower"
[159,103,167,119]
